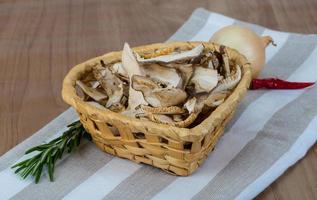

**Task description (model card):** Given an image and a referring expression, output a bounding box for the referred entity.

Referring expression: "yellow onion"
[209,25,275,78]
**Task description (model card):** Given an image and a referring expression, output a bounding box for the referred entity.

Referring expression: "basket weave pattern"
[62,42,252,176]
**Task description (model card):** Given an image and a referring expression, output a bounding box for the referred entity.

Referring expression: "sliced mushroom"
[190,54,205,65]
[172,115,184,122]
[111,62,127,75]
[76,80,107,102]
[92,66,122,95]
[109,103,125,112]
[142,63,181,88]
[121,43,148,114]
[163,63,193,88]
[106,84,124,108]
[177,64,194,89]
[146,87,187,107]
[132,75,187,107]
[213,64,241,92]
[109,62,129,82]
[120,95,128,106]
[91,81,100,89]
[92,65,125,108]
[219,46,230,77]
[132,75,158,90]
[211,53,220,69]
[204,91,229,107]
[184,97,197,113]
[207,60,214,69]
[136,44,204,63]
[189,67,218,93]
[80,70,97,83]
[218,74,224,82]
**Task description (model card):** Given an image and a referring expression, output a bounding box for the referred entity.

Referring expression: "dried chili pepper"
[250,78,315,90]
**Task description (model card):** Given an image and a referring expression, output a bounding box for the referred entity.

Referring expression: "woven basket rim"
[62,41,252,140]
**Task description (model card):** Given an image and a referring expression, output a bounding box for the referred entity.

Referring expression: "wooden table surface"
[0,0,316,199]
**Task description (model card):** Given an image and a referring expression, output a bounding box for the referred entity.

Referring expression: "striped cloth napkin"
[1,8,317,200]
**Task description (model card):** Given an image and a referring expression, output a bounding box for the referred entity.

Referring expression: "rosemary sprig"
[11,120,91,183]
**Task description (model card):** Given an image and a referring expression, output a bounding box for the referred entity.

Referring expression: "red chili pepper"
[250,78,315,90]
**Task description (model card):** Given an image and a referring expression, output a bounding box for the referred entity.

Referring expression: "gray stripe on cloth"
[167,8,210,42]
[103,166,175,200]
[192,84,317,200]
[234,20,265,34]
[0,108,78,171]
[226,34,317,131]
[11,143,113,200]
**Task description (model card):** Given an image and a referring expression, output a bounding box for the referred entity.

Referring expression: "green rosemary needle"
[11,120,91,183]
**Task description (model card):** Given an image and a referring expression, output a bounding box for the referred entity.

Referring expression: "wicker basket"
[62,41,252,176]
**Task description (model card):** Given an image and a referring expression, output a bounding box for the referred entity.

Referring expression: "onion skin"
[261,36,276,48]
[209,25,274,78]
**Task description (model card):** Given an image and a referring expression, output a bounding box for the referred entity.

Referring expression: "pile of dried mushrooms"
[76,43,242,128]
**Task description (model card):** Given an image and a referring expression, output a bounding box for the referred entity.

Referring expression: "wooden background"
[0,0,316,199]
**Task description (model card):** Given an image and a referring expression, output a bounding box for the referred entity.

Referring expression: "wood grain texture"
[0,0,316,199]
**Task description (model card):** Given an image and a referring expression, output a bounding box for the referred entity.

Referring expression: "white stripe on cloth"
[62,158,141,200]
[236,115,317,200]
[150,46,317,200]
[263,29,289,62]
[190,13,234,41]
[0,124,76,200]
